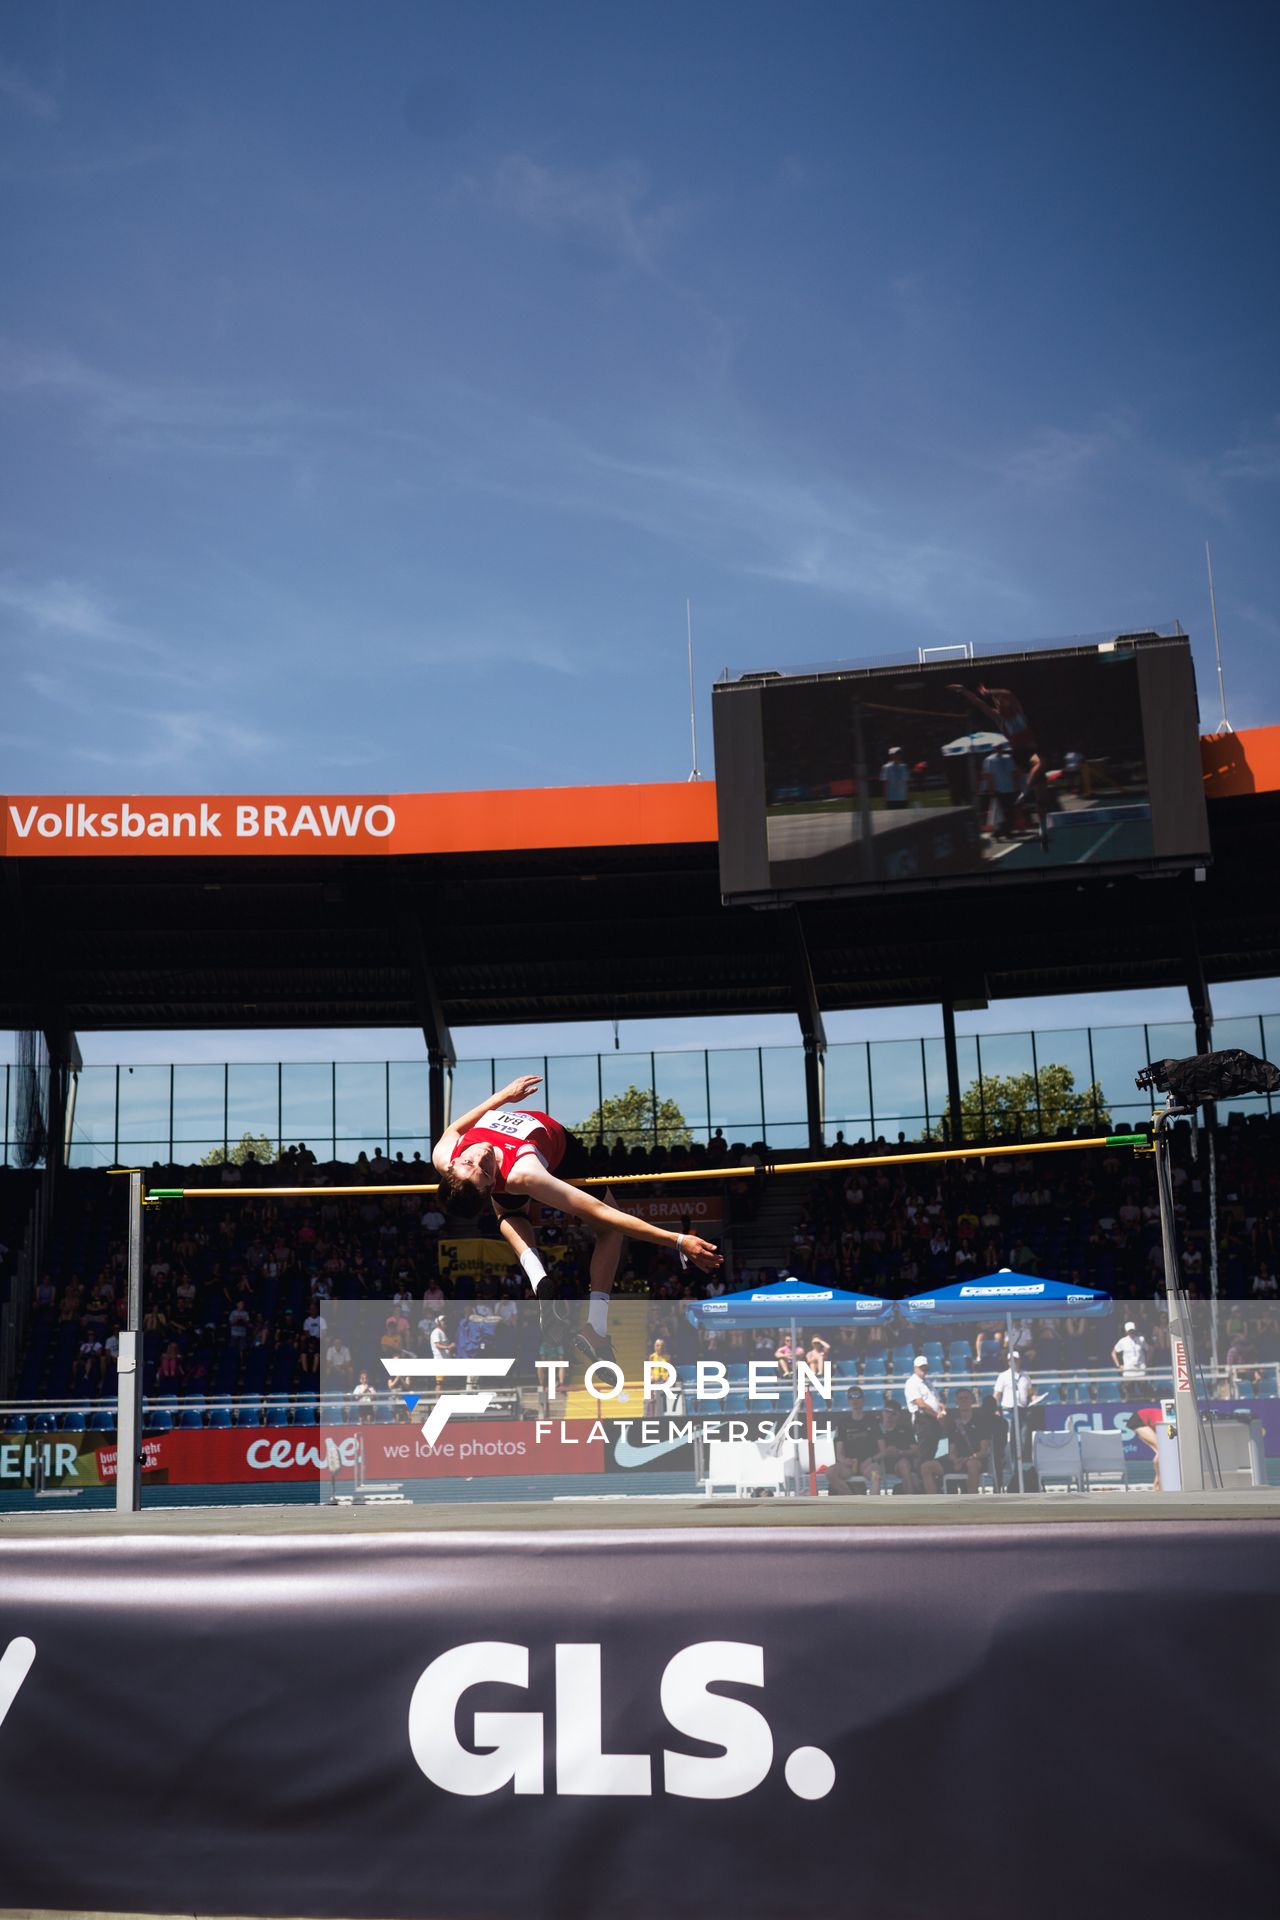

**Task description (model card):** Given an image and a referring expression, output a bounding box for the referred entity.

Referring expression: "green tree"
[931,1063,1110,1143]
[575,1084,693,1149]
[200,1131,275,1166]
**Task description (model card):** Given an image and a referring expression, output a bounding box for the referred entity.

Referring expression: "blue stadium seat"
[861,1388,885,1410]
[725,1362,750,1383]
[265,1404,292,1428]
[30,1412,56,1434]
[206,1408,233,1428]
[890,1346,914,1376]
[863,1353,887,1380]
[145,1408,173,1432]
[922,1342,945,1373]
[59,1410,86,1432]
[178,1408,204,1429]
[234,1404,263,1427]
[5,1413,28,1434]
[292,1404,320,1426]
[87,1410,114,1432]
[1096,1380,1122,1402]
[947,1341,972,1374]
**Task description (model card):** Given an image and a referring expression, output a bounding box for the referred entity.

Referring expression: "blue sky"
[2,1,1278,1066]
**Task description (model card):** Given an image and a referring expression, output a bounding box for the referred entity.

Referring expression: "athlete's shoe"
[573,1327,617,1369]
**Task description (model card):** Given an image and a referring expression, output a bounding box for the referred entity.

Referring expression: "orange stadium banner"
[0,782,719,859]
[0,730,1274,858]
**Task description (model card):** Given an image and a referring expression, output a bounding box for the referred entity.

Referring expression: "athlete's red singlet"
[451,1108,566,1190]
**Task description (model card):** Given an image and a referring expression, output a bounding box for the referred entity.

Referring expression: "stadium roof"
[1,726,1277,1033]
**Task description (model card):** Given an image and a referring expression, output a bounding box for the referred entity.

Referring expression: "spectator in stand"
[228,1297,251,1345]
[1112,1320,1148,1399]
[920,1387,988,1495]
[903,1355,945,1429]
[325,1332,353,1390]
[824,1387,882,1495]
[156,1340,184,1386]
[993,1351,1035,1486]
[429,1314,453,1384]
[863,1405,922,1496]
[352,1369,377,1423]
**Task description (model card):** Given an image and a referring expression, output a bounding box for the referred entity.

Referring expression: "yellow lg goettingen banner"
[437,1237,567,1279]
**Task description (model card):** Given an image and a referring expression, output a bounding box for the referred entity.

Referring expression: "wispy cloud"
[0,143,173,185]
[0,61,58,122]
[0,337,335,461]
[460,153,692,273]
[0,577,146,649]
[23,670,277,771]
[997,418,1135,490]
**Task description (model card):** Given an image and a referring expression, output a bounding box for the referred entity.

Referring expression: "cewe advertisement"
[0,1420,607,1491]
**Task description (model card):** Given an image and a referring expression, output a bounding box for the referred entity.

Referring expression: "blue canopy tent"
[685,1278,896,1494]
[685,1276,896,1331]
[900,1270,1113,1490]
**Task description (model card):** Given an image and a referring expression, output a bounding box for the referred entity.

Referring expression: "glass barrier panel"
[172,1064,228,1148]
[1089,1024,1153,1118]
[388,1062,431,1142]
[542,1055,602,1141]
[974,1031,1036,1136]
[599,1052,660,1145]
[492,1057,548,1103]
[116,1065,172,1147]
[1031,1027,1099,1130]
[824,1042,871,1139]
[1263,1013,1280,1071]
[334,1063,388,1149]
[70,1066,120,1158]
[654,1049,711,1145]
[450,1060,495,1125]
[281,1062,335,1159]
[868,1040,928,1140]
[707,1049,764,1143]
[226,1063,279,1158]
[1145,1020,1196,1067]
[760,1047,806,1145]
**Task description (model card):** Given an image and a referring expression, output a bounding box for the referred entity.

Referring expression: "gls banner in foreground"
[0,1524,1275,1918]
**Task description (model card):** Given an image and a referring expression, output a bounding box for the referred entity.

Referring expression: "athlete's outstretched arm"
[430,1073,544,1173]
[947,685,1000,728]
[510,1163,722,1272]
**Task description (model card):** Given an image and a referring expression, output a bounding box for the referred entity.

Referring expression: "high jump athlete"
[432,1074,722,1366]
[949,682,1051,850]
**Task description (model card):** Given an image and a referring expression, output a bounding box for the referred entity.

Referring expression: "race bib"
[476,1109,542,1140]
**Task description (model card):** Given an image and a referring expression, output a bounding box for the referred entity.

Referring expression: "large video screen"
[713,635,1210,902]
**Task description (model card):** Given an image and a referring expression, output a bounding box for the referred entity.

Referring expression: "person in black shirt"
[825,1387,883,1495]
[920,1387,988,1494]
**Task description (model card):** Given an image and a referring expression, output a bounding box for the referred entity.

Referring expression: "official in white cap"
[1111,1320,1148,1400]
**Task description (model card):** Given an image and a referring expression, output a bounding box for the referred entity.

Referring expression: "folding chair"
[1032,1429,1083,1492]
[1080,1427,1128,1490]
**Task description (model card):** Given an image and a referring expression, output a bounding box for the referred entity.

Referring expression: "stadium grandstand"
[2,711,1278,1916]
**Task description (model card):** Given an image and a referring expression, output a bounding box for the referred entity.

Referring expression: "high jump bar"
[138,1133,1147,1202]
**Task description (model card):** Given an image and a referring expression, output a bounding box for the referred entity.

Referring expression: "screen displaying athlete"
[432,1074,722,1366]
[949,681,1051,849]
